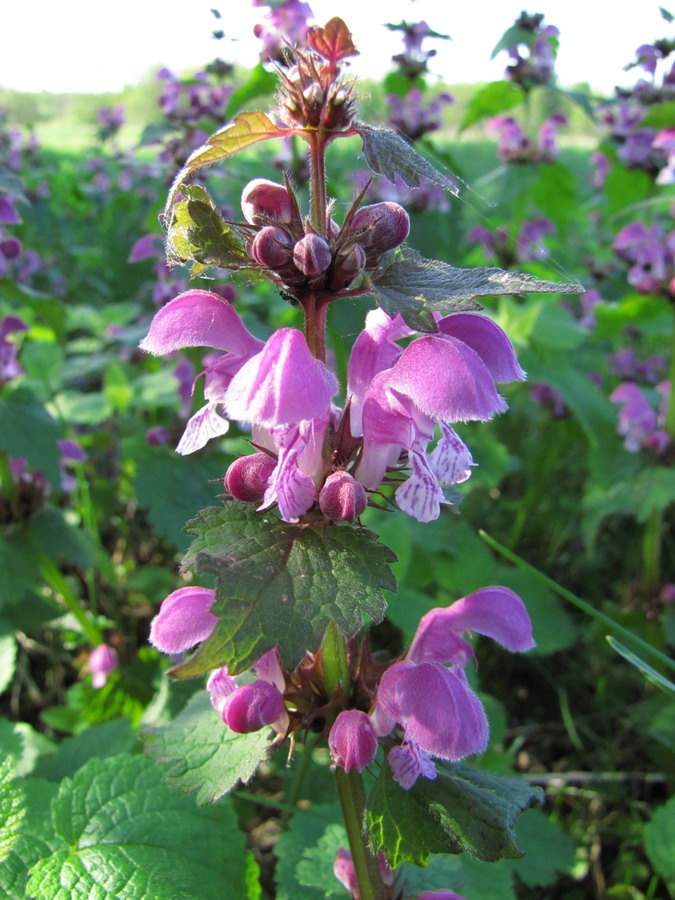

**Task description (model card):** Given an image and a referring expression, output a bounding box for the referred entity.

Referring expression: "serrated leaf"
[26,754,251,900]
[400,852,516,900]
[175,503,396,675]
[0,758,25,865]
[0,777,59,899]
[274,803,343,900]
[366,762,543,869]
[165,111,290,216]
[143,691,272,804]
[356,122,460,193]
[371,249,581,332]
[461,81,524,130]
[296,823,349,895]
[167,184,247,270]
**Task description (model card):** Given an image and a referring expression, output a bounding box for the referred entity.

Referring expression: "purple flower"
[373,587,534,788]
[318,471,367,523]
[613,222,674,296]
[140,289,265,453]
[253,0,314,62]
[0,196,21,224]
[57,438,87,493]
[610,381,670,453]
[590,151,610,189]
[222,679,289,734]
[418,892,467,900]
[0,314,28,382]
[89,644,118,689]
[149,586,218,655]
[329,709,379,773]
[350,311,524,522]
[333,848,393,898]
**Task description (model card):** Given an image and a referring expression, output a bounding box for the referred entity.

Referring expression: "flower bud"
[329,709,379,772]
[293,233,332,276]
[225,452,277,503]
[251,226,294,270]
[319,471,367,522]
[328,242,366,291]
[350,202,410,258]
[89,643,118,689]
[241,178,294,225]
[222,679,289,734]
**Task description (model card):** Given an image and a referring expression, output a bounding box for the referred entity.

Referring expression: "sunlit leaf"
[356,122,460,193]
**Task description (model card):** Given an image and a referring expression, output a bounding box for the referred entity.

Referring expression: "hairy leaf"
[165,111,290,216]
[371,249,583,332]
[0,777,58,899]
[366,762,543,869]
[25,754,252,900]
[143,692,272,804]
[167,184,247,272]
[174,502,396,675]
[356,122,460,193]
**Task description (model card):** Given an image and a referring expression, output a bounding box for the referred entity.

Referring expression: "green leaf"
[0,759,25,865]
[167,184,247,272]
[296,823,349,895]
[461,81,524,130]
[355,122,460,193]
[644,796,675,884]
[366,762,543,869]
[32,719,138,782]
[143,691,272,804]
[400,852,516,900]
[607,637,675,695]
[371,249,582,333]
[130,443,228,549]
[165,111,290,216]
[642,101,675,129]
[491,25,536,59]
[0,718,56,777]
[584,466,675,543]
[27,508,95,569]
[225,63,279,118]
[0,386,62,484]
[273,803,343,900]
[0,620,17,694]
[26,754,252,900]
[0,164,27,201]
[0,777,59,899]
[175,502,396,675]
[503,808,575,887]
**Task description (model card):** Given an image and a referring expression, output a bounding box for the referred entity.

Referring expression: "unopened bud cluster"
[242,177,410,296]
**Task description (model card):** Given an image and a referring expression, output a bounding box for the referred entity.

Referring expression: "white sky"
[2,0,672,94]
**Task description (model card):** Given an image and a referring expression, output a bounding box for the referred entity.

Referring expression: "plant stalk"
[335,767,386,900]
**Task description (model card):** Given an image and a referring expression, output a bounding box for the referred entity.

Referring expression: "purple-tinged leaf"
[355,122,460,193]
[370,249,583,333]
[308,16,359,63]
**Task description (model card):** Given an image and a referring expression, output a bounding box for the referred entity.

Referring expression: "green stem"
[479,529,675,674]
[0,450,18,519]
[40,556,103,646]
[321,619,349,696]
[335,767,386,900]
[308,130,327,237]
[642,506,663,596]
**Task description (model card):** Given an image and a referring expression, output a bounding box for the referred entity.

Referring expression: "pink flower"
[89,644,118,689]
[329,710,379,772]
[149,586,217,655]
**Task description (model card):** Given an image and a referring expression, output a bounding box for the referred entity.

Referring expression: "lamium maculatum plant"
[140,18,582,900]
